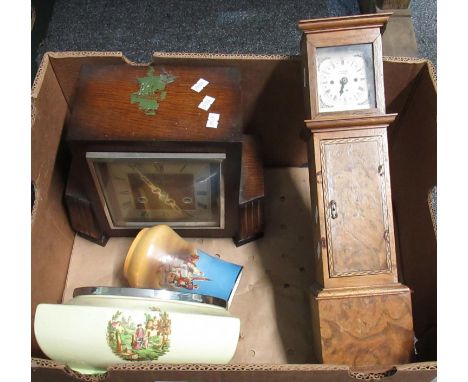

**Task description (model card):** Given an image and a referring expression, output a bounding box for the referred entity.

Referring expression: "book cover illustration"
[157,248,242,304]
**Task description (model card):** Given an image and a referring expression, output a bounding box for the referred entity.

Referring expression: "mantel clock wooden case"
[299,14,414,367]
[65,64,264,247]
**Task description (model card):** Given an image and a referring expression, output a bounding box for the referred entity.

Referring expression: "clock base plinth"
[233,198,264,247]
[77,232,108,247]
[233,232,264,247]
[310,284,414,367]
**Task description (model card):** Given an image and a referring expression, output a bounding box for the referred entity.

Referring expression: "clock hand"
[130,164,184,214]
[339,77,348,95]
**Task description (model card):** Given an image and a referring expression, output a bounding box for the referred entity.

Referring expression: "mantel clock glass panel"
[316,44,376,113]
[87,152,225,229]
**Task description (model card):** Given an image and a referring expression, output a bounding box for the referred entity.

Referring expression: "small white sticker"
[316,242,321,261]
[191,78,209,93]
[206,113,220,128]
[198,95,215,111]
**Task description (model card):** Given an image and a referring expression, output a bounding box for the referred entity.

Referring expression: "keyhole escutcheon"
[330,200,338,219]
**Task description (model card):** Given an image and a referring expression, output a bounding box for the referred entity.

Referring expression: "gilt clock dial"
[316,43,376,113]
[87,152,224,229]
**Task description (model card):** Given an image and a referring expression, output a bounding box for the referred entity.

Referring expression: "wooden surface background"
[67,64,243,143]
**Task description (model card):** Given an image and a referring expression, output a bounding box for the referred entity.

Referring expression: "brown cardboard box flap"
[32,358,436,382]
[31,358,437,382]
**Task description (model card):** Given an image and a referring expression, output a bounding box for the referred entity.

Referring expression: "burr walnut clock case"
[299,14,414,367]
[64,64,263,247]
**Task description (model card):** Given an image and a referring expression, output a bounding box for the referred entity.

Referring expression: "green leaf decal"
[130,68,176,115]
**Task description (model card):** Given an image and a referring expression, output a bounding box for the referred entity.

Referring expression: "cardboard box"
[31,52,436,381]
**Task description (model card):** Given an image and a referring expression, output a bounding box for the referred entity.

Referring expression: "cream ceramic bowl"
[34,287,240,374]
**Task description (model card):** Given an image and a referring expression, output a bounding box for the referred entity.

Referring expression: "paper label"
[198,96,215,111]
[206,113,220,128]
[191,78,209,93]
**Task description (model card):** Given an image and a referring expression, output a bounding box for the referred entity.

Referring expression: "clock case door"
[306,116,399,289]
[299,13,389,122]
[65,141,242,245]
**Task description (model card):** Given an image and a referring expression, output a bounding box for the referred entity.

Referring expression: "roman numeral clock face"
[87,153,225,229]
[316,44,376,113]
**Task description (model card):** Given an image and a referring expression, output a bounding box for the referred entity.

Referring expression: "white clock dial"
[316,44,376,113]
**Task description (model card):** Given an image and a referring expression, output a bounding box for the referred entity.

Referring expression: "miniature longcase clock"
[65,64,263,247]
[299,14,414,366]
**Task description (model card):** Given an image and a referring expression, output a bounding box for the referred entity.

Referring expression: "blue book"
[161,248,242,306]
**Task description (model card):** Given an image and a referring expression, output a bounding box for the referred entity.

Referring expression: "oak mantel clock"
[65,64,263,247]
[299,14,414,367]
